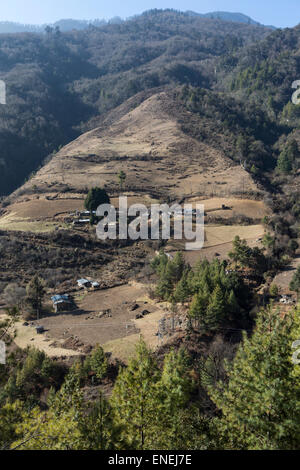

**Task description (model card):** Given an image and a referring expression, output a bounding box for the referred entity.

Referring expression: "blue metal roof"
[51,294,69,303]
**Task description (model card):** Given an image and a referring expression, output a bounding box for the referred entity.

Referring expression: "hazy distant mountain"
[186,11,275,29]
[0,21,41,33]
[0,17,123,34]
[0,10,275,34]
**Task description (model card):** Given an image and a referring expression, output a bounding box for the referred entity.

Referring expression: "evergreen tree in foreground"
[208,305,300,450]
[110,339,161,450]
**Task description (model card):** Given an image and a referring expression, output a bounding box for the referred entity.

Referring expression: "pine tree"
[84,345,108,383]
[84,187,110,212]
[276,148,292,174]
[0,401,24,450]
[228,236,251,267]
[12,373,84,450]
[80,393,124,450]
[209,306,300,450]
[118,170,126,191]
[189,290,208,328]
[290,266,300,299]
[227,289,240,315]
[154,348,193,449]
[173,270,190,304]
[160,348,192,412]
[26,275,45,320]
[205,285,225,332]
[110,339,161,449]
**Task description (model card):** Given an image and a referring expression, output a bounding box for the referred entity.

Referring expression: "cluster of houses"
[50,278,100,313]
[71,210,96,226]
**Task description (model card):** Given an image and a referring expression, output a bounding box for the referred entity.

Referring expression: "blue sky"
[0,0,299,28]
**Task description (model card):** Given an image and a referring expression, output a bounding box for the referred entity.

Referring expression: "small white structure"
[77,279,92,289]
[280,295,295,305]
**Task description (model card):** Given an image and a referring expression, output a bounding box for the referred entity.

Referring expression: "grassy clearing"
[0,212,60,233]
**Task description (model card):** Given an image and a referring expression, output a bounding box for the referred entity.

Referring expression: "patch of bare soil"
[29,283,161,357]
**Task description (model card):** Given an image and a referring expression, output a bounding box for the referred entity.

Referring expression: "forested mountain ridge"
[216,25,300,118]
[0,10,272,195]
[0,10,274,34]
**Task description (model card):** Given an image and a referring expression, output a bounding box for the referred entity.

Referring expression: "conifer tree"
[227,289,240,315]
[173,270,190,304]
[205,285,225,332]
[290,266,300,299]
[110,339,161,449]
[154,348,193,449]
[26,275,45,320]
[209,306,300,450]
[84,345,108,383]
[190,291,208,328]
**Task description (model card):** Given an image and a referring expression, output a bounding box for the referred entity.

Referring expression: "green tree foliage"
[84,345,108,383]
[12,373,84,450]
[276,140,299,174]
[118,170,126,191]
[290,266,300,298]
[0,348,65,406]
[229,236,267,273]
[110,339,194,450]
[84,187,110,212]
[269,283,279,298]
[79,393,125,450]
[0,401,24,450]
[172,269,190,304]
[276,147,293,173]
[209,306,300,449]
[25,276,45,320]
[228,235,252,266]
[152,252,251,332]
[152,252,188,301]
[0,306,20,347]
[180,86,277,171]
[110,339,161,449]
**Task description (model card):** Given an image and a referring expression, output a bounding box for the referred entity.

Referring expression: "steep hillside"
[215,25,300,187]
[6,90,259,209]
[0,10,272,195]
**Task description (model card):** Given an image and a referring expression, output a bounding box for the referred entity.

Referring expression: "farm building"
[79,210,96,217]
[77,279,100,290]
[36,326,45,334]
[51,294,74,313]
[73,219,90,226]
[77,279,92,289]
[91,281,100,290]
